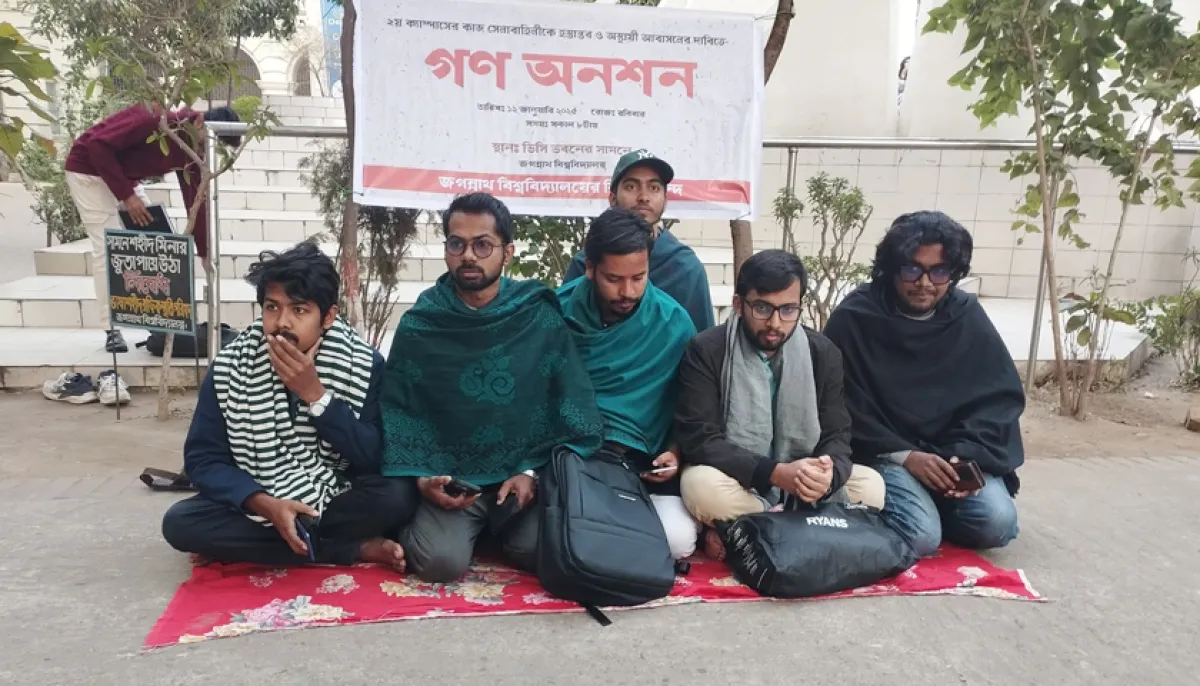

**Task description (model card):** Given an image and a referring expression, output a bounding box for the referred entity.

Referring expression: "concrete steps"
[145,185,321,213]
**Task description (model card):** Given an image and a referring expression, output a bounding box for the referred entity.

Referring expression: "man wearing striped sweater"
[161,243,418,571]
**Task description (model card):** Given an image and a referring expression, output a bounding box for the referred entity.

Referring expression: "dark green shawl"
[558,277,696,456]
[381,275,604,484]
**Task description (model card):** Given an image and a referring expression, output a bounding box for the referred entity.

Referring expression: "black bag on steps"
[721,502,919,598]
[137,323,239,358]
[537,447,675,624]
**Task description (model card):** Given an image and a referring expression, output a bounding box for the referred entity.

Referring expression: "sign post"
[104,229,197,419]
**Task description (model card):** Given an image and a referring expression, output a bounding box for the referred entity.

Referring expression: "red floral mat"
[145,545,1043,648]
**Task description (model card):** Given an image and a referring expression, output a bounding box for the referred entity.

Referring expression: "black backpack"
[137,323,240,358]
[537,447,676,624]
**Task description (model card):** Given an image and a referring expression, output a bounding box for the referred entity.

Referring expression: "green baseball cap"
[610,149,675,191]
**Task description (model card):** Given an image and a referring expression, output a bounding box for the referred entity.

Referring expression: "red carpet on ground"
[145,545,1044,648]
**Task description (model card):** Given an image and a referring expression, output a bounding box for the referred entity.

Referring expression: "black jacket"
[673,321,854,496]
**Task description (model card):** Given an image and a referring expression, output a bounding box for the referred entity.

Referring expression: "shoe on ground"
[42,372,98,404]
[105,329,128,354]
[98,370,131,406]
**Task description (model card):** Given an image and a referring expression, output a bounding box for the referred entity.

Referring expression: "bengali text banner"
[354,0,763,219]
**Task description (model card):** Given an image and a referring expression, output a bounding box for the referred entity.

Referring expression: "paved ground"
[2,423,1198,685]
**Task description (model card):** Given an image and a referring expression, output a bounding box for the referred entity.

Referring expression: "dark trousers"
[161,476,420,566]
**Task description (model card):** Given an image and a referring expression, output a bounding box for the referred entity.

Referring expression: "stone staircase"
[0,95,1146,390]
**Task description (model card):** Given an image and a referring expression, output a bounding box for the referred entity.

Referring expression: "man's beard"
[602,296,641,323]
[740,317,791,352]
[453,264,501,292]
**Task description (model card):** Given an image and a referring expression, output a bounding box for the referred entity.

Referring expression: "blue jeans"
[875,462,1019,557]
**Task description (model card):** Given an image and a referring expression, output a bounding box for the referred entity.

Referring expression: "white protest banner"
[354,0,763,219]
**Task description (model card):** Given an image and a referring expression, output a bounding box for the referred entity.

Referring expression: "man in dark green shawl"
[562,150,715,333]
[381,193,603,582]
[558,207,700,560]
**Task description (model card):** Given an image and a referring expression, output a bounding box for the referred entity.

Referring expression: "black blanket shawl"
[824,283,1025,494]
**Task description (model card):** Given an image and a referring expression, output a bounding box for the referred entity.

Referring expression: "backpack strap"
[583,604,612,627]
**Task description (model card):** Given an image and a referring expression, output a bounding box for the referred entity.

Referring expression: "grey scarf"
[721,315,822,482]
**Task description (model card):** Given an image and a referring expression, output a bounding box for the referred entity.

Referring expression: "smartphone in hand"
[443,478,483,498]
[953,460,985,491]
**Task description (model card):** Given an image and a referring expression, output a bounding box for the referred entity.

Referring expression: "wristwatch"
[309,390,334,417]
[522,469,539,481]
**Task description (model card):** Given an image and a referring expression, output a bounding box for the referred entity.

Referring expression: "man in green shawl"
[380,193,603,582]
[558,207,701,559]
[562,150,715,333]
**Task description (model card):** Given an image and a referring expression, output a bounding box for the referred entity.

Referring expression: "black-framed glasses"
[899,264,953,285]
[444,236,498,259]
[746,300,801,322]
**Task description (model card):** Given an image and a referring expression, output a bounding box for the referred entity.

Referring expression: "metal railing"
[203,123,1191,382]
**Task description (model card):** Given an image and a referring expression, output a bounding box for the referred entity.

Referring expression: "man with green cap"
[563,149,715,332]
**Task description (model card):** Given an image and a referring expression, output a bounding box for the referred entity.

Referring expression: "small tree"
[36,0,277,418]
[0,21,57,163]
[509,216,587,286]
[927,0,1200,417]
[215,0,300,102]
[1126,250,1200,388]
[925,0,1113,414]
[773,173,871,329]
[300,142,420,347]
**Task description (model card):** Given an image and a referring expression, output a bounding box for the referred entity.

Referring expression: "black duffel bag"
[137,323,240,358]
[537,447,675,624]
[722,502,918,598]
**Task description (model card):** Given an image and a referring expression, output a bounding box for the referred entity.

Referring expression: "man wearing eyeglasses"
[824,211,1024,558]
[673,250,886,560]
[379,192,603,582]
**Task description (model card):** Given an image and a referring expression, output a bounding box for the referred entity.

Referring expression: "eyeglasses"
[746,300,801,322]
[899,264,954,285]
[444,236,499,259]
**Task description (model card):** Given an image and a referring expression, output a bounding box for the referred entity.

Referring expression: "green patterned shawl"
[380,275,604,484]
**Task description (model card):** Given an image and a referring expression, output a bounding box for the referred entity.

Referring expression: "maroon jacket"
[65,105,210,257]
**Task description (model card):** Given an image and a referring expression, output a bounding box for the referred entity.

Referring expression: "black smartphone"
[295,514,317,562]
[488,492,524,535]
[443,478,483,498]
[953,460,985,491]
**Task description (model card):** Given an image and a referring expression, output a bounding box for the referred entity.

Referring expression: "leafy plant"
[509,216,587,286]
[0,21,58,163]
[1124,250,1200,388]
[300,141,420,348]
[926,0,1200,418]
[773,173,871,330]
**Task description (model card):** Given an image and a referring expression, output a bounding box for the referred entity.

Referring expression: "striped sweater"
[188,319,380,521]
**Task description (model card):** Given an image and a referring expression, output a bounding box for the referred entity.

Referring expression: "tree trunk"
[339,0,363,331]
[730,0,795,279]
[226,35,242,103]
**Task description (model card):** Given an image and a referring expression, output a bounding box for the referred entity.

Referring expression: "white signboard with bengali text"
[354,0,763,219]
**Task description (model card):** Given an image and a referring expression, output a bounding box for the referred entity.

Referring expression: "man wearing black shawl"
[824,211,1023,557]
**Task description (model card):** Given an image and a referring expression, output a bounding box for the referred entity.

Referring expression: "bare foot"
[359,538,406,573]
[702,528,725,561]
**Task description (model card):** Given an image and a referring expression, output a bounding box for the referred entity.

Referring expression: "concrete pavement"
[1,456,1198,685]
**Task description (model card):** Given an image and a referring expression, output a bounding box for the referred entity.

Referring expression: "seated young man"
[559,207,701,559]
[381,193,603,583]
[674,250,886,559]
[824,211,1024,557]
[562,150,714,332]
[162,242,417,571]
